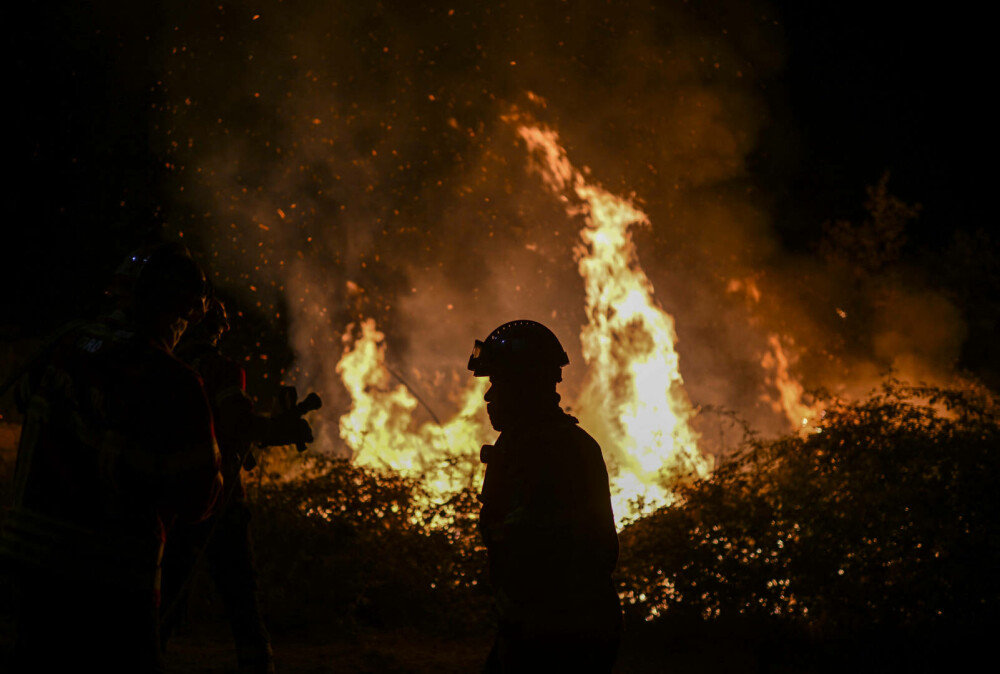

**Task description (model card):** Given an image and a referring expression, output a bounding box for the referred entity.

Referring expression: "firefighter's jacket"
[0,319,222,602]
[478,408,622,637]
[176,339,255,493]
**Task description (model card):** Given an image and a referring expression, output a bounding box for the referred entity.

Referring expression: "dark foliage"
[174,382,1000,663]
[235,453,492,638]
[617,382,1000,644]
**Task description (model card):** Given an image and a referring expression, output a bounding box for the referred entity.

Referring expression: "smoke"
[872,289,966,383]
[157,0,969,455]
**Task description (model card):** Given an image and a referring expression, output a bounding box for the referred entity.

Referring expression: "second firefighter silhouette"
[160,294,318,674]
[470,320,623,673]
[1,243,222,673]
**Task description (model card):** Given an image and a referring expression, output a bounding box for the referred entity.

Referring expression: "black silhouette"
[470,320,623,673]
[160,294,318,674]
[0,244,223,673]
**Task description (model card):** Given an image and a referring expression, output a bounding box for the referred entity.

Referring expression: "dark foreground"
[3,614,992,674]
[163,630,492,674]
[0,619,495,674]
[2,384,998,674]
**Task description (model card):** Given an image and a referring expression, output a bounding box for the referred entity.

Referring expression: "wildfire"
[334,115,713,527]
[513,120,711,523]
[337,319,492,505]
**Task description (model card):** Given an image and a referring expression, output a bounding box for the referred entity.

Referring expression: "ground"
[164,630,493,674]
[0,619,497,674]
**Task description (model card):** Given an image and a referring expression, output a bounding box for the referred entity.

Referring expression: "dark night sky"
[766,2,991,248]
[3,1,995,398]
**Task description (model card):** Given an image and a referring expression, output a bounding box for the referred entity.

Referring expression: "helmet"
[468,320,569,380]
[110,243,208,322]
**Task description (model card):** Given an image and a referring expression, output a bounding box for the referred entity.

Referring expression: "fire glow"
[334,115,724,527]
[338,318,490,503]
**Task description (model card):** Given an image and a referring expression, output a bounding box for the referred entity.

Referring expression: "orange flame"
[331,118,720,527]
[761,334,823,434]
[338,319,492,505]
[513,120,712,524]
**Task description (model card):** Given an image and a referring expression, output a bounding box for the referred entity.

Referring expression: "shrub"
[241,453,492,636]
[617,382,1000,634]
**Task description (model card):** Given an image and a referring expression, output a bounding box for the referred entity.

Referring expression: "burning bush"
[617,382,1000,636]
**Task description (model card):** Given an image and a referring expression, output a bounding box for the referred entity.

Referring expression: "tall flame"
[514,120,711,524]
[331,115,716,527]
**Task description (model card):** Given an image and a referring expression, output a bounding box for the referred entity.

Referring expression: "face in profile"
[484,376,514,431]
[484,373,555,431]
[167,289,209,351]
[166,315,190,351]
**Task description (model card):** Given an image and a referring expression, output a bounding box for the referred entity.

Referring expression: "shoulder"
[533,413,601,455]
[50,319,120,358]
[523,413,607,478]
[39,320,142,383]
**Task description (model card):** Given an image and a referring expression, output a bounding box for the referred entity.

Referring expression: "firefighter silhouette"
[0,243,223,673]
[470,320,623,673]
[160,292,317,674]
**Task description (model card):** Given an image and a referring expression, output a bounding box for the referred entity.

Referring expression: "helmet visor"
[468,339,488,376]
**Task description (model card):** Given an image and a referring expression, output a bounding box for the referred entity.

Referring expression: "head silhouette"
[468,320,568,431]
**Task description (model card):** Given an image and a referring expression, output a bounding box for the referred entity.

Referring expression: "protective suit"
[471,320,622,673]
[1,244,222,673]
